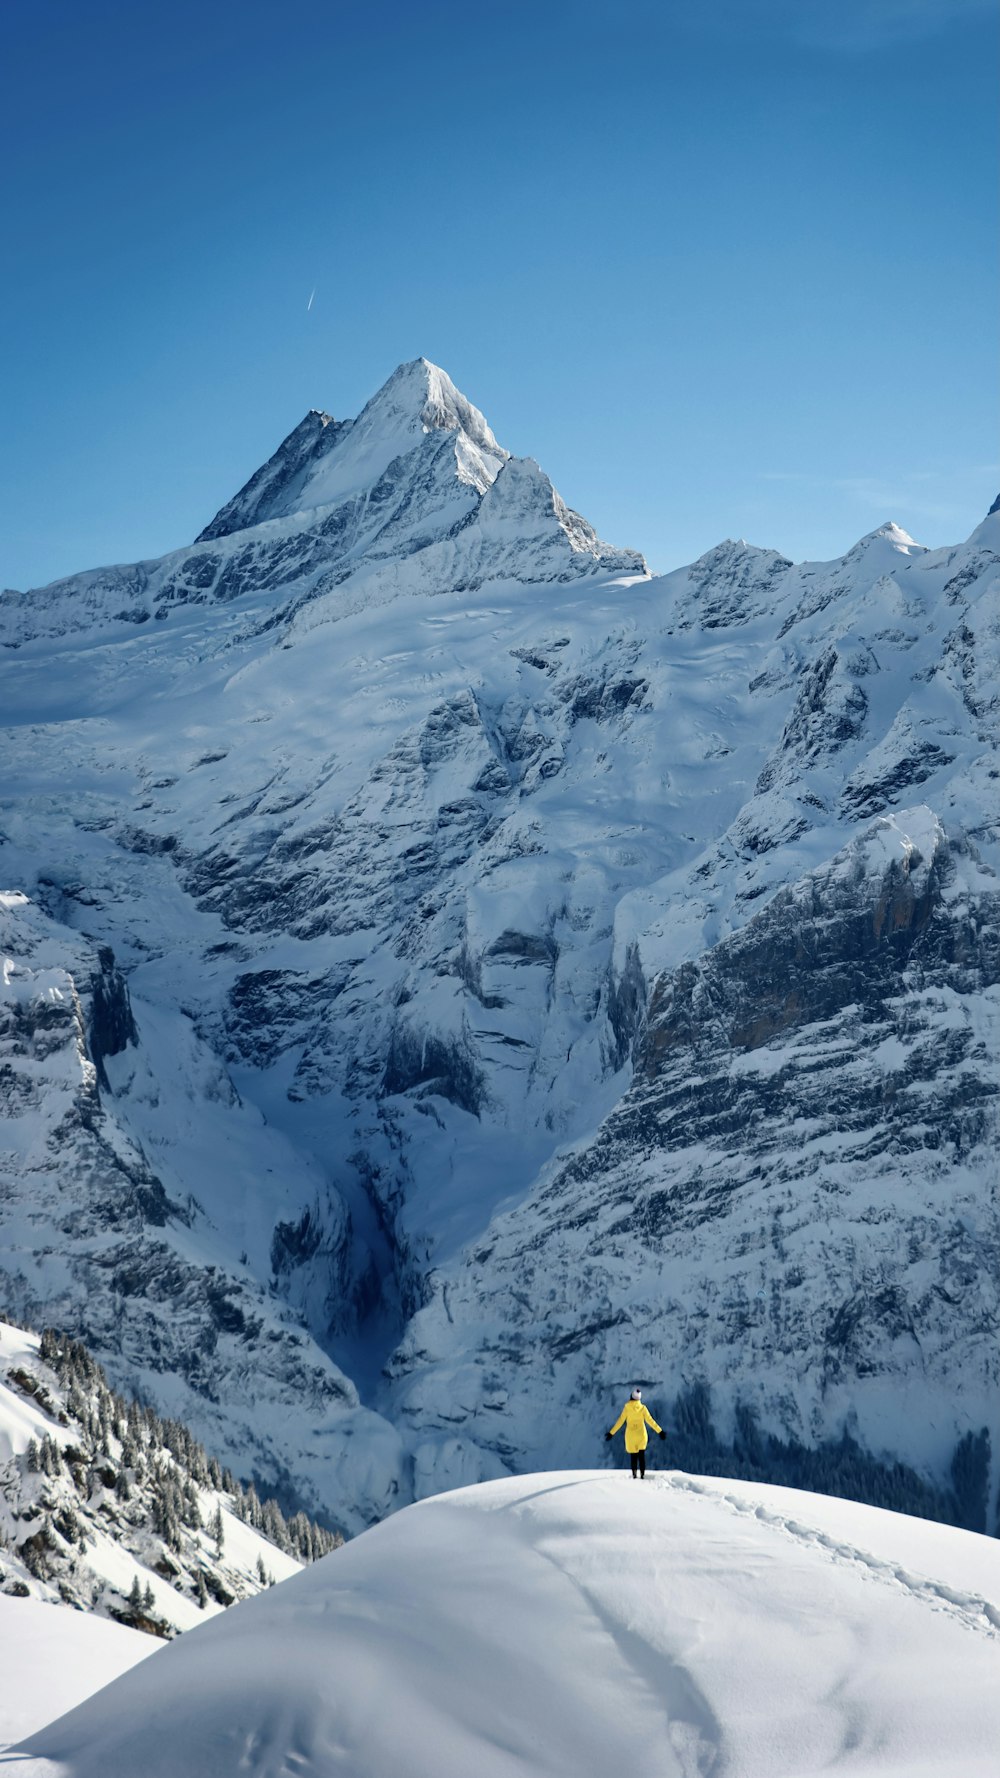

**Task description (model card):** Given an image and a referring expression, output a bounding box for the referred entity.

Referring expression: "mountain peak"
[197,359,507,542]
[361,358,502,458]
[848,520,922,555]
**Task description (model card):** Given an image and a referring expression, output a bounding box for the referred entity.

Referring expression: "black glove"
[659,1431,666,1440]
[604,1431,612,1441]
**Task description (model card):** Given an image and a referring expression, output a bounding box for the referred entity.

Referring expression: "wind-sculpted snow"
[10,1475,1000,1778]
[0,358,999,1531]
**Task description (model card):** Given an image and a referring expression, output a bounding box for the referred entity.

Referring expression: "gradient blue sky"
[2,0,997,589]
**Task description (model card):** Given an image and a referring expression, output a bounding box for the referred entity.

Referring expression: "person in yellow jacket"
[605,1387,665,1479]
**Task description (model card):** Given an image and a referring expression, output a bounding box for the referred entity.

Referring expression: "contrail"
[307,287,316,312]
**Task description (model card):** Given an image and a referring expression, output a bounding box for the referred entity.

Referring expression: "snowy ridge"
[0,359,998,1532]
[0,1594,154,1749]
[195,408,349,542]
[0,358,642,649]
[660,1474,1000,1639]
[200,360,508,542]
[8,1473,1000,1777]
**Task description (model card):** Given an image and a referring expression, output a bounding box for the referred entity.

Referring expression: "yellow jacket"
[609,1399,662,1453]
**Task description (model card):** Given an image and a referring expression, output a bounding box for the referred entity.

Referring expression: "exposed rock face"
[87,946,138,1088]
[1,361,999,1528]
[196,410,349,542]
[388,815,1000,1501]
[0,893,401,1531]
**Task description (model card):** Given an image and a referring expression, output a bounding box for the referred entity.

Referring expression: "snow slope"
[11,1472,1000,1778]
[1,356,998,1529]
[0,1594,154,1745]
[0,1320,334,1638]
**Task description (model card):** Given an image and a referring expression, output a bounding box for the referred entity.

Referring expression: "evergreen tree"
[210,1502,225,1556]
[182,1478,202,1529]
[13,1316,347,1614]
[951,1428,991,1533]
[262,1498,285,1550]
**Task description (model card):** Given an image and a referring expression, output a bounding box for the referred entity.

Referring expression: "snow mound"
[12,1472,1000,1777]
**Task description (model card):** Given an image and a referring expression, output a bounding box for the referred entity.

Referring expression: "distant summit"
[198,358,508,542]
[1,359,645,647]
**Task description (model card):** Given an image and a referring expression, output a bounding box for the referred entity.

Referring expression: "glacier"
[1,357,998,1531]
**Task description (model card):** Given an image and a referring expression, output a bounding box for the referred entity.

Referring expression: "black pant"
[629,1449,646,1478]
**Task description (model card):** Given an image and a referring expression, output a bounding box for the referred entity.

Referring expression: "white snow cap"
[630,1388,641,1400]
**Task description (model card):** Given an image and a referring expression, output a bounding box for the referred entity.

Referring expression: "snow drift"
[12,1472,1000,1778]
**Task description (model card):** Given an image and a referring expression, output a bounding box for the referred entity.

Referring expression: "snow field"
[0,1594,153,1745]
[10,1472,1000,1777]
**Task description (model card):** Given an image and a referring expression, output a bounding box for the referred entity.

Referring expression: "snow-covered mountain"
[1,357,998,1531]
[10,1472,1000,1778]
[0,1317,337,1638]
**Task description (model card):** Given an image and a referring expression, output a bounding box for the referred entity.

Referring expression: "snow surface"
[0,1324,77,1463]
[0,1595,154,1745]
[9,1472,1000,1777]
[283,358,507,514]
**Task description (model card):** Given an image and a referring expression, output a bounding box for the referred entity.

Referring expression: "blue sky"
[1,0,996,588]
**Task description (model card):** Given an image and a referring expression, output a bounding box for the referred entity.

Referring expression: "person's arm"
[607,1407,627,1438]
[643,1406,664,1437]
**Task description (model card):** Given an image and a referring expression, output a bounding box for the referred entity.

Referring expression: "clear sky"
[2,0,997,590]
